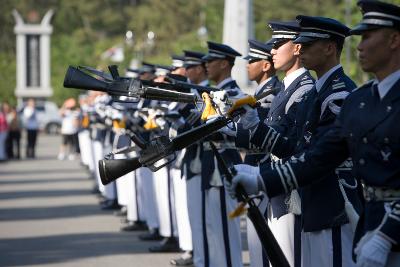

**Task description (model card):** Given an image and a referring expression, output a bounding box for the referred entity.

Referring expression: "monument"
[223,0,254,92]
[13,10,54,105]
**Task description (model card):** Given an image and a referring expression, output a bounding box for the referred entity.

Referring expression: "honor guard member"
[169,51,213,266]
[92,93,119,209]
[229,1,400,266]
[235,16,363,267]
[242,39,282,267]
[201,41,244,267]
[164,54,194,263]
[85,91,100,182]
[139,62,157,81]
[109,102,147,232]
[148,66,180,253]
[154,64,173,83]
[127,62,163,239]
[77,94,92,168]
[242,39,281,166]
[171,55,187,76]
[224,21,315,267]
[169,50,211,266]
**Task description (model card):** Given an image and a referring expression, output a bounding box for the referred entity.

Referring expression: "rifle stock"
[209,143,290,267]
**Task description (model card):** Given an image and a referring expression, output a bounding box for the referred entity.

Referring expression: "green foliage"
[0,0,386,105]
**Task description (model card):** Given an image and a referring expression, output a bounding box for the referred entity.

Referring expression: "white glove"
[218,122,237,137]
[210,90,231,115]
[355,233,392,267]
[225,164,264,198]
[238,105,260,130]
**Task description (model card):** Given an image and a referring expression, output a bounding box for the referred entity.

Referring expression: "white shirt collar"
[255,76,273,95]
[373,69,400,100]
[217,77,233,89]
[315,65,342,92]
[283,67,307,89]
[198,79,209,86]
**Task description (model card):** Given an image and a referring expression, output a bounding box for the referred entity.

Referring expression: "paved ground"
[0,134,249,267]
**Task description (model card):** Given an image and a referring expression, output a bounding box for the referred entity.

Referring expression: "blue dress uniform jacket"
[286,67,362,231]
[201,79,243,190]
[255,75,282,122]
[243,75,282,166]
[236,70,315,219]
[239,71,315,159]
[260,75,400,248]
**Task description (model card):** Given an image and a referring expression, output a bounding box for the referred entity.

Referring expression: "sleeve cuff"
[260,162,288,198]
[250,123,280,152]
[379,213,400,245]
[235,124,251,149]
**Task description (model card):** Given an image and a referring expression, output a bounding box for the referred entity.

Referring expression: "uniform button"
[363,137,368,144]
[349,133,353,137]
[278,116,281,120]
[359,158,365,165]
[384,137,389,144]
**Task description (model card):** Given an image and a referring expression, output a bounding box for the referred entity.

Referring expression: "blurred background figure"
[22,98,39,158]
[0,102,10,162]
[58,98,79,160]
[6,105,21,159]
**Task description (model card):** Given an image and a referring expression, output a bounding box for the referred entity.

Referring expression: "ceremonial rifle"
[209,142,290,267]
[98,87,280,185]
[63,66,197,103]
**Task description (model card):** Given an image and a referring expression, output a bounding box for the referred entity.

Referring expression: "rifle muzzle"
[99,157,142,185]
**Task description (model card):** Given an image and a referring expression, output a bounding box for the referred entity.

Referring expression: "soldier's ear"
[293,43,301,56]
[388,29,400,50]
[262,61,272,72]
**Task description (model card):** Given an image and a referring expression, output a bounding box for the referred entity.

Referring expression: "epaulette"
[331,76,347,91]
[300,79,314,86]
[351,79,374,93]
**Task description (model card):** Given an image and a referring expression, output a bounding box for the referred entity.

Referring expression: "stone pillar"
[223,0,254,92]
[13,10,54,104]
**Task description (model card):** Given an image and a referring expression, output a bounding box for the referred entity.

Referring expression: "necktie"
[371,83,381,101]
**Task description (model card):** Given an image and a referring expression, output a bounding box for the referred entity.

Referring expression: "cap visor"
[350,23,381,35]
[243,55,255,60]
[184,63,199,68]
[202,54,218,61]
[293,36,317,44]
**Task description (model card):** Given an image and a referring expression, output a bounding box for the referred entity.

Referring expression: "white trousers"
[93,140,116,200]
[87,137,96,174]
[92,140,105,193]
[301,223,355,267]
[138,167,159,229]
[126,171,139,221]
[172,168,192,251]
[0,131,7,160]
[269,213,296,267]
[114,153,131,207]
[247,193,269,267]
[153,166,177,237]
[205,186,243,267]
[186,174,205,267]
[78,130,91,167]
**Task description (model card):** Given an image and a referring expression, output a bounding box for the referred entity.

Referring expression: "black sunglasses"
[272,39,290,49]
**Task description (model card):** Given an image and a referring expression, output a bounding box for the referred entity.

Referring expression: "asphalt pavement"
[0,133,249,267]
